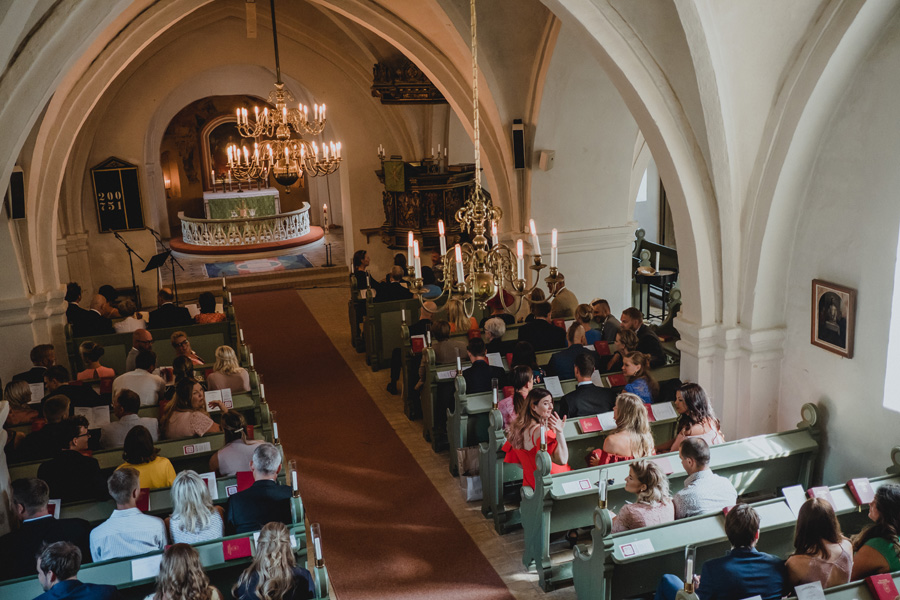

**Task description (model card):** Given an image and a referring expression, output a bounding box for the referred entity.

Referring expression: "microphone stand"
[147,228,185,304]
[113,231,145,309]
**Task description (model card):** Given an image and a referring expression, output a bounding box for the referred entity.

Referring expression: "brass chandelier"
[404,0,562,317]
[228,0,342,191]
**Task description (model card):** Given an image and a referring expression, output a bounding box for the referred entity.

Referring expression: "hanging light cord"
[470,0,481,190]
[270,0,283,84]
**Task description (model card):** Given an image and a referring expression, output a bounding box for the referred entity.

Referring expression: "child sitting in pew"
[610,459,674,533]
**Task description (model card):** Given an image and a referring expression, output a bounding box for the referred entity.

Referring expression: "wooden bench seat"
[363,295,424,371]
[573,451,897,599]
[524,404,821,590]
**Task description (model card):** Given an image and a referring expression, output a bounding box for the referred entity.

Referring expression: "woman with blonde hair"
[588,392,654,466]
[145,543,222,600]
[3,379,38,427]
[610,459,674,532]
[503,388,571,490]
[447,296,477,334]
[167,470,224,544]
[233,522,316,600]
[206,345,250,393]
[77,341,115,380]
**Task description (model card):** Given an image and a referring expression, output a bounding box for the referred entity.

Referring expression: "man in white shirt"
[673,437,738,519]
[124,329,154,372]
[90,468,166,562]
[99,390,159,448]
[112,350,165,407]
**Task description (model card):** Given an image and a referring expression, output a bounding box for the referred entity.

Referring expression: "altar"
[202,188,281,219]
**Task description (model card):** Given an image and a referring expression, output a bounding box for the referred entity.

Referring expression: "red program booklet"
[410,336,425,353]
[607,373,627,387]
[236,471,254,492]
[552,319,565,330]
[505,353,513,366]
[866,574,899,600]
[578,417,602,434]
[847,477,875,505]
[593,341,610,355]
[645,406,656,422]
[222,537,252,560]
[136,488,150,512]
[806,486,836,509]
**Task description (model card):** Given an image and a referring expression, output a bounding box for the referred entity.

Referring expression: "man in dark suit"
[483,317,516,355]
[620,307,667,369]
[15,396,70,461]
[463,337,507,393]
[148,287,192,329]
[0,479,92,581]
[13,343,56,384]
[387,301,436,395]
[560,354,615,418]
[545,328,600,381]
[34,541,122,600]
[36,417,107,503]
[226,443,292,534]
[517,301,567,352]
[71,295,115,337]
[655,503,786,600]
[375,266,413,303]
[64,282,90,329]
[42,365,104,411]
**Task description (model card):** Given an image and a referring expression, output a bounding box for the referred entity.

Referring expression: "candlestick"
[492,387,498,408]
[655,251,660,272]
[516,239,525,280]
[551,228,558,268]
[598,469,608,508]
[684,546,697,593]
[426,331,431,346]
[454,244,465,284]
[529,219,542,256]
[311,523,323,567]
[401,309,406,323]
[540,425,546,449]
[438,220,447,255]
[456,355,462,372]
[260,383,265,401]
[289,459,300,498]
[273,420,279,441]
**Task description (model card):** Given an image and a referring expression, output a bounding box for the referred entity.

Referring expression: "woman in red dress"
[503,388,571,489]
[588,392,654,466]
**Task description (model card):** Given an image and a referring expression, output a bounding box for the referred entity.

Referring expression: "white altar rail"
[179,203,310,247]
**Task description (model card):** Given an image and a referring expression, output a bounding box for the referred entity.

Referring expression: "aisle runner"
[233,290,514,600]
[203,254,313,278]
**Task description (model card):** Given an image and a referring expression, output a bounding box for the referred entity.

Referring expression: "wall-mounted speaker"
[538,150,555,172]
[512,119,525,169]
[6,166,25,220]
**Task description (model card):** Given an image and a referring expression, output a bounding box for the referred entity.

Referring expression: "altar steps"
[172,265,349,300]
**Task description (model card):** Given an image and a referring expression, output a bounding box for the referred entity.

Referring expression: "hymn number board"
[90,157,145,232]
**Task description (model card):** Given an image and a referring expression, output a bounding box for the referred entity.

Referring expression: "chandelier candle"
[516,239,525,280]
[551,229,558,268]
[407,231,414,264]
[413,241,422,279]
[438,220,447,255]
[491,221,499,246]
[454,244,465,284]
[529,219,541,256]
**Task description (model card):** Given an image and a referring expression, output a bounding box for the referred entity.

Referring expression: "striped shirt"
[90,508,166,562]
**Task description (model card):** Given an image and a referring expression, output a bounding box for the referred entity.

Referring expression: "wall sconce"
[163,176,172,198]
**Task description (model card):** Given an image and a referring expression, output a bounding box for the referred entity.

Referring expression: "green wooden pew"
[363,294,423,371]
[348,274,367,353]
[479,400,680,534]
[573,447,898,599]
[524,404,821,591]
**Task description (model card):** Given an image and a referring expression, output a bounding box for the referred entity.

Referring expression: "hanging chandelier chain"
[470,0,481,190]
[269,0,283,84]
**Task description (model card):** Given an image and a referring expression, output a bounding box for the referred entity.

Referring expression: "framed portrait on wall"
[810,279,856,358]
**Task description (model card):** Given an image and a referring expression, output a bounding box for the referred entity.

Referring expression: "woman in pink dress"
[161,378,227,439]
[657,382,725,453]
[497,365,534,431]
[588,392,654,466]
[610,459,675,532]
[503,388,571,489]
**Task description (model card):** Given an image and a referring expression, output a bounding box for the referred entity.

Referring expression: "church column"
[61,233,92,294]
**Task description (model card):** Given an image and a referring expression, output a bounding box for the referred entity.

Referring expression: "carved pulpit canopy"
[372,58,447,105]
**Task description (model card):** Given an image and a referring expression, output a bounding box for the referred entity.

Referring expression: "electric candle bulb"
[551,228,558,268]
[492,387,498,407]
[454,244,465,284]
[438,220,447,255]
[254,106,259,120]
[530,219,542,256]
[516,239,525,280]
[456,355,462,372]
[407,231,414,264]
[336,142,341,158]
[491,221,499,246]
[540,425,546,447]
[413,241,422,279]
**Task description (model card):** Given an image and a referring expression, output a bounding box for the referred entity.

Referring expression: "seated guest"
[658,382,725,453]
[479,291,517,328]
[620,307,667,368]
[37,416,106,502]
[207,345,250,393]
[463,337,507,393]
[352,249,371,291]
[163,356,198,404]
[484,317,514,355]
[420,265,442,298]
[654,503,787,600]
[4,379,38,427]
[13,343,56,384]
[448,296,478,333]
[622,351,658,404]
[100,389,158,448]
[518,301,567,351]
[194,290,225,323]
[97,285,122,319]
[148,543,223,600]
[548,273,578,319]
[226,442,292,534]
[672,438,737,519]
[851,483,900,579]
[71,294,115,337]
[786,497,853,589]
[522,288,545,323]
[605,328,639,373]
[589,298,621,343]
[0,478,91,582]
[560,353,616,419]
[611,459,674,532]
[546,323,599,381]
[498,366,534,431]
[34,541,122,600]
[503,389,571,490]
[171,331,204,366]
[588,393,654,466]
[233,522,315,600]
[209,411,262,476]
[76,341,115,380]
[375,266,413,302]
[43,365,104,411]
[161,378,225,439]
[125,328,154,372]
[416,320,468,391]
[149,287,192,329]
[572,303,593,345]
[509,341,546,384]
[387,301,436,395]
[117,426,176,489]
[90,468,167,561]
[167,470,225,544]
[112,350,166,407]
[113,298,147,333]
[15,395,70,461]
[65,282,90,327]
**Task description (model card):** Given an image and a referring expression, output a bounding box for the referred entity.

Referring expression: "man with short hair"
[171,331,204,365]
[65,282,90,328]
[560,353,615,418]
[654,503,787,600]
[518,301,567,351]
[13,343,56,384]
[620,307,667,368]
[463,337,507,393]
[37,416,106,503]
[99,389,159,448]
[589,299,621,343]
[225,442,293,534]
[112,350,165,407]
[72,295,115,337]
[90,468,166,561]
[546,325,600,380]
[483,317,514,355]
[124,328,154,372]
[42,365,103,411]
[673,437,737,519]
[0,479,92,581]
[549,273,578,319]
[375,266,413,302]
[148,287,192,329]
[15,395,71,461]
[34,541,122,600]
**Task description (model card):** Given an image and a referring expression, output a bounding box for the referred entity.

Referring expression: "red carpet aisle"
[233,290,515,600]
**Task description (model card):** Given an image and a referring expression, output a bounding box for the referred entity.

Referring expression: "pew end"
[888,445,900,475]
